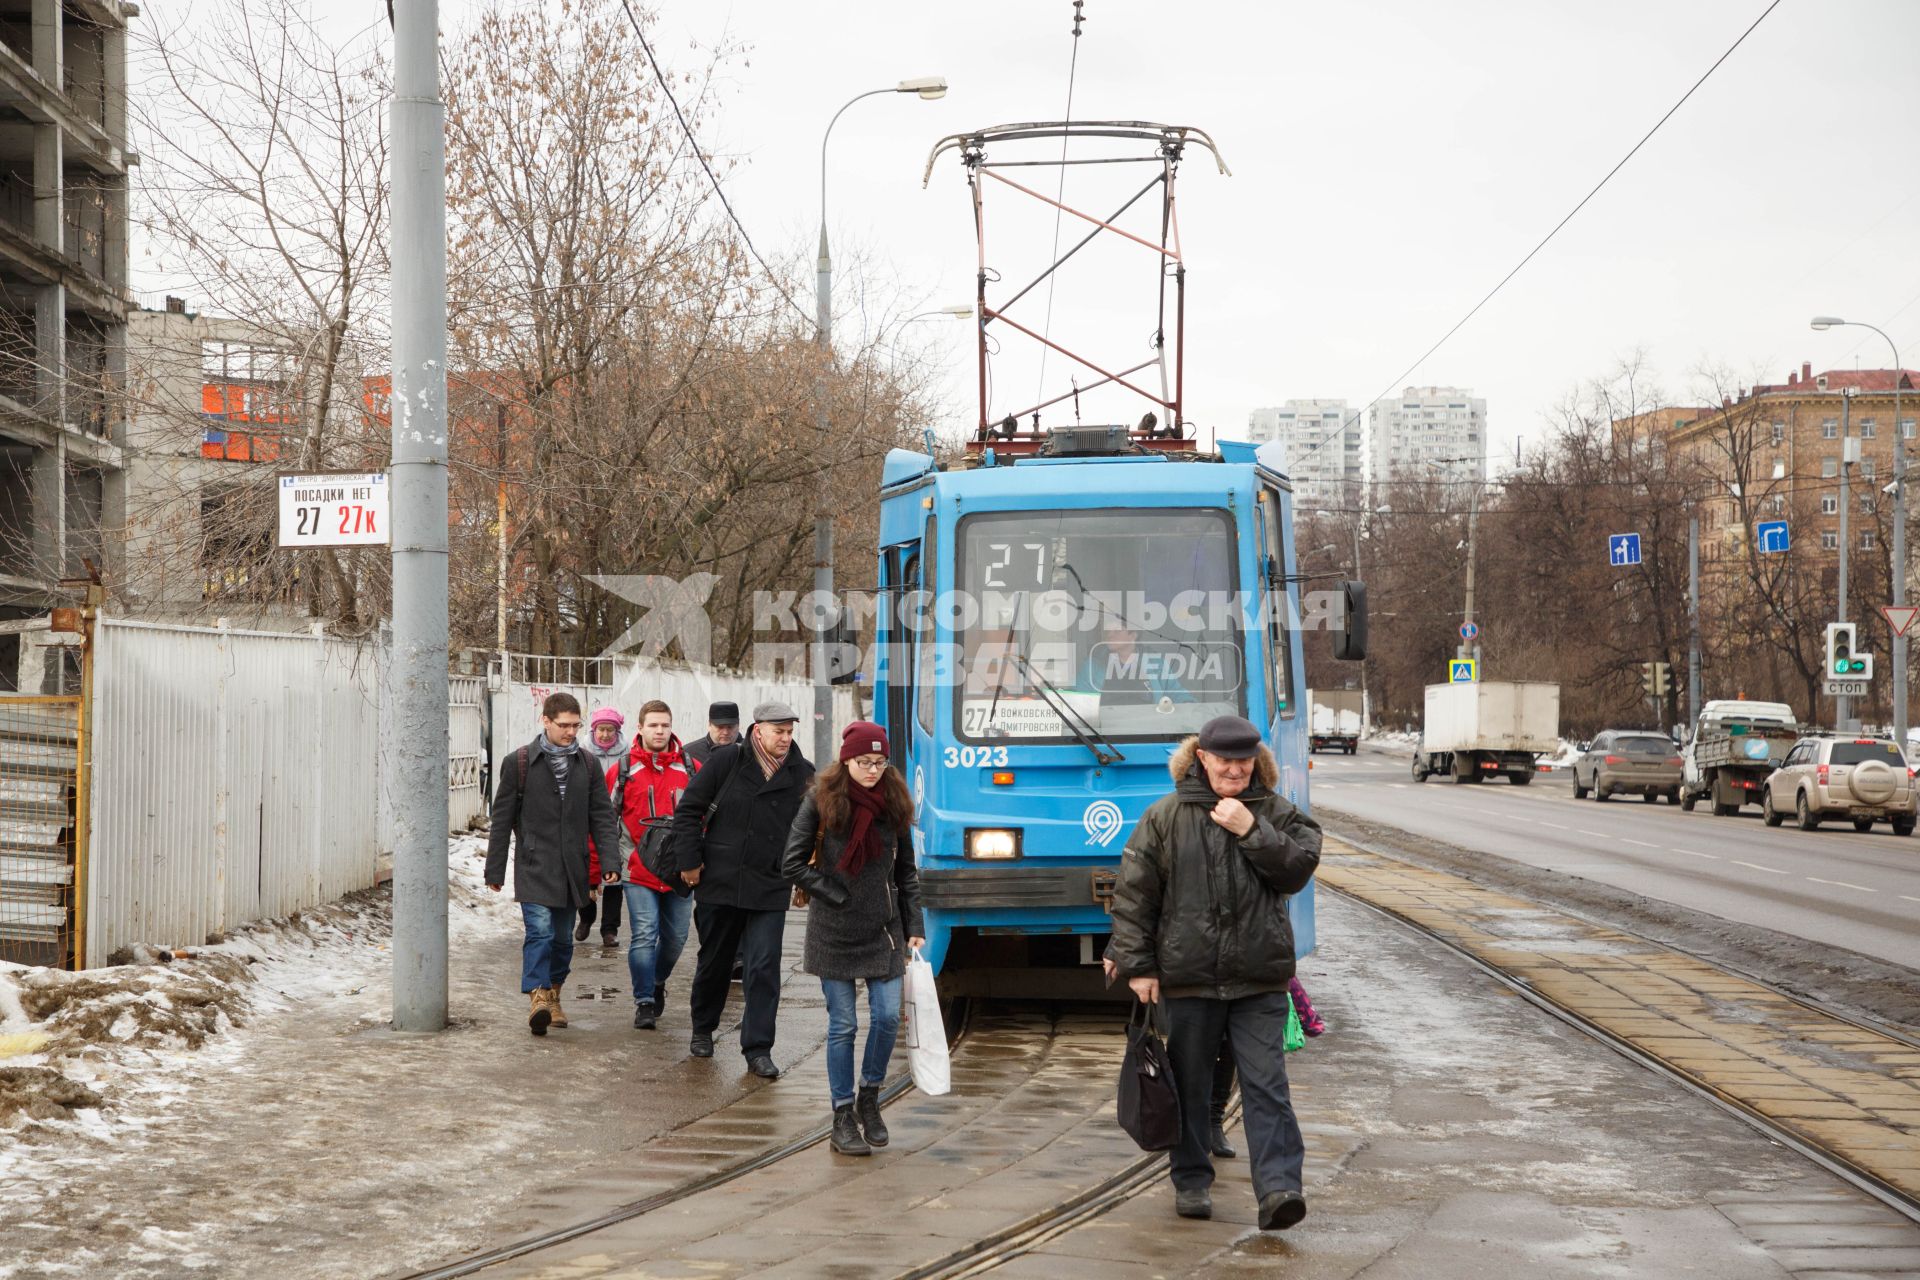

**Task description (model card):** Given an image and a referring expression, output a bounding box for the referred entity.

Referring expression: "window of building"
[1770,422,1785,445]
[1862,530,1876,549]
[1821,531,1839,550]
[1860,419,1877,438]
[1904,418,1916,439]
[1821,495,1838,514]
[1862,458,1876,478]
[1770,494,1786,514]
[1822,419,1839,439]
[1822,457,1839,477]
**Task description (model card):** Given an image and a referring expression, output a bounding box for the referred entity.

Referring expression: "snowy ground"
[1361,729,1587,769]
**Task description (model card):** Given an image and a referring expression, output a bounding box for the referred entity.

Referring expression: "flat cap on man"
[752,700,800,725]
[1197,714,1262,759]
[707,700,740,726]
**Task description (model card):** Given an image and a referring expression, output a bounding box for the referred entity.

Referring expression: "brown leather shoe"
[548,984,569,1029]
[529,988,552,1036]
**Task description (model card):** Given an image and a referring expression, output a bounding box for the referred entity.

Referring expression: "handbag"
[792,827,823,909]
[1116,1001,1181,1151]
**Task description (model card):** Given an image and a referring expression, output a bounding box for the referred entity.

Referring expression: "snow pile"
[0,838,505,1137]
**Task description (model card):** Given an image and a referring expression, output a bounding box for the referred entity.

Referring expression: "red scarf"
[840,779,889,878]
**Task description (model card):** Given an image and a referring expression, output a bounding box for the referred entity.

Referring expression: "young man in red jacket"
[618,700,695,1029]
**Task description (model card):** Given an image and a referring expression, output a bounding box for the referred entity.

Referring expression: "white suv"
[1761,736,1917,835]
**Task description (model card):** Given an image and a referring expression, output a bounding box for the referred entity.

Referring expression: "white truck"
[1680,699,1798,816]
[1414,681,1561,785]
[1308,688,1362,754]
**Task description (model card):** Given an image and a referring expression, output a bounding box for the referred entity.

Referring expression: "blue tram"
[871,427,1360,991]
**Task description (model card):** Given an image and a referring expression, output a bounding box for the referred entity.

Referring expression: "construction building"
[0,0,130,620]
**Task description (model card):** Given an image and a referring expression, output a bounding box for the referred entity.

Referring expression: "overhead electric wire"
[1290,0,1785,470]
[619,0,813,327]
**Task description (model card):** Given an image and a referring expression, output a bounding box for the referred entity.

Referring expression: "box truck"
[1414,681,1560,784]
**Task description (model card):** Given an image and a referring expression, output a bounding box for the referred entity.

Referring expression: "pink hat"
[589,707,625,729]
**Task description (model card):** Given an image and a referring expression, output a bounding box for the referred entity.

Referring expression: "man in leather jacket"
[1109,714,1322,1231]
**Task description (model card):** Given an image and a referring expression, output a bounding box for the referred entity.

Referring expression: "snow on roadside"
[0,837,500,1142]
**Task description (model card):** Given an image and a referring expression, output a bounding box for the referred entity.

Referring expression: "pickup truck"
[1681,699,1799,816]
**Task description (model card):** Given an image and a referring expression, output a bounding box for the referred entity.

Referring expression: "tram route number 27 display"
[943,744,1009,768]
[277,472,390,548]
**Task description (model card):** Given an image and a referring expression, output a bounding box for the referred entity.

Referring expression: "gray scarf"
[538,734,579,795]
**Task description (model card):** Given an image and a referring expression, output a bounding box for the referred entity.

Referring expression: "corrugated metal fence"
[85,619,382,965]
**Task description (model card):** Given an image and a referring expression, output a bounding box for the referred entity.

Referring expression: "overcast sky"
[144,1,1920,469]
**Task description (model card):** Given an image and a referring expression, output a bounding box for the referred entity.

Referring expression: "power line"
[1031,1,1086,409]
[618,0,813,327]
[1291,0,1785,470]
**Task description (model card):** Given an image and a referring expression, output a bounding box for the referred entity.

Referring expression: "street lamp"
[1812,315,1907,749]
[809,77,948,766]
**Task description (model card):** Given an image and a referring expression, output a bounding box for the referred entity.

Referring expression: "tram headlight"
[965,827,1022,859]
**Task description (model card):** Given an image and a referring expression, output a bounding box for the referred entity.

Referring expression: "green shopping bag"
[1283,993,1306,1054]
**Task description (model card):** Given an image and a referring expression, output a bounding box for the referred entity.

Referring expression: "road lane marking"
[1505,816,1535,824]
[1620,838,1660,848]
[1731,860,1788,875]
[1576,829,1611,838]
[1668,848,1718,860]
[1806,877,1874,893]
[1388,783,1406,789]
[1538,822,1569,830]
[1903,895,1920,904]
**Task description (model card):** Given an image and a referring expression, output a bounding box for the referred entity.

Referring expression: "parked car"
[1572,730,1683,803]
[1761,736,1916,835]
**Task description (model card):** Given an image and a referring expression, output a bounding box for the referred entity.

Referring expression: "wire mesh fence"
[0,696,83,968]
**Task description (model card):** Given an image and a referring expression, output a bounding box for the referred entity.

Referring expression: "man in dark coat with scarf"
[1109,714,1322,1231]
[486,691,623,1035]
[669,701,815,1078]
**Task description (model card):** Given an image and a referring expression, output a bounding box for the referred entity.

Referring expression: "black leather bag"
[1117,1002,1181,1151]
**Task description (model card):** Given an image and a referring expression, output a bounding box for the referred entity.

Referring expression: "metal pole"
[1354,517,1368,736]
[1458,482,1480,663]
[1894,356,1907,751]
[389,0,449,1032]
[495,401,509,662]
[1838,392,1852,730]
[1688,512,1701,730]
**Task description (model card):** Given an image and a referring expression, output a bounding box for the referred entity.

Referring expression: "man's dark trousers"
[688,901,786,1057]
[1165,990,1304,1198]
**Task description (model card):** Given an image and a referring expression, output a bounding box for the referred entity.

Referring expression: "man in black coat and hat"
[669,701,814,1078]
[486,691,623,1036]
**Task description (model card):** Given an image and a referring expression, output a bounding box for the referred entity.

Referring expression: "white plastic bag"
[903,947,951,1096]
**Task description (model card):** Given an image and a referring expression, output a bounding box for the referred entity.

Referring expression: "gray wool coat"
[485,737,622,910]
[781,792,924,982]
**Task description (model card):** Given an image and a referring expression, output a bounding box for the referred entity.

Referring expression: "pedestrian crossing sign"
[1448,659,1477,684]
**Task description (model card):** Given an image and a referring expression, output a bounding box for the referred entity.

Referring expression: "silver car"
[1761,736,1917,835]
[1573,730,1683,803]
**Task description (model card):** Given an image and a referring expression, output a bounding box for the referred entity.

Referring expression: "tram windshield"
[953,508,1247,742]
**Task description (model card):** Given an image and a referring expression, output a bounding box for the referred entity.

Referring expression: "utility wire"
[1031,1,1085,411]
[619,0,813,327]
[1290,0,1785,470]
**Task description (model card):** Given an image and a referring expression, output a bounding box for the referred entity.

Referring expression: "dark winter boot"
[1208,1106,1236,1158]
[830,1104,871,1156]
[632,1002,656,1031]
[855,1085,889,1149]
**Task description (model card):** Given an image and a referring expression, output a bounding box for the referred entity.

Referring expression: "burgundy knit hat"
[839,720,889,763]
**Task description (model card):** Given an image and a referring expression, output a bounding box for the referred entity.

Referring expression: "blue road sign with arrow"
[1756,520,1789,554]
[1609,532,1642,566]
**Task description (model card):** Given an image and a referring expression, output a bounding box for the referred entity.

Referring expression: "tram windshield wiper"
[981,590,1124,764]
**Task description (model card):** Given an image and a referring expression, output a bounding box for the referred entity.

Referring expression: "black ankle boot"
[830,1104,871,1156]
[1208,1108,1236,1158]
[856,1085,889,1148]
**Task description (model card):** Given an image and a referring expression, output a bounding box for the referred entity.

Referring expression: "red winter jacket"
[621,735,692,892]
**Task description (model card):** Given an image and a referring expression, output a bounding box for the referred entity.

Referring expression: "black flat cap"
[707,701,740,726]
[1197,715,1262,759]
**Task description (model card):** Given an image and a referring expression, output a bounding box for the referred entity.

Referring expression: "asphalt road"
[1308,744,1920,972]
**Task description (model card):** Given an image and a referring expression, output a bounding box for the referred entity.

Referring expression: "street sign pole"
[1688,512,1701,730]
[1838,393,1853,729]
[389,0,450,1033]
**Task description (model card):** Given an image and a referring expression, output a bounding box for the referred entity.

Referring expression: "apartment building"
[0,1,130,618]
[1368,386,1488,487]
[1246,399,1362,508]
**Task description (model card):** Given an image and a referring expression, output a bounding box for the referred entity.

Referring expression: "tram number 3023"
[943,745,1009,769]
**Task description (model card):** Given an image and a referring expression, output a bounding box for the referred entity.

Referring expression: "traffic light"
[1825,622,1873,679]
[1640,661,1671,698]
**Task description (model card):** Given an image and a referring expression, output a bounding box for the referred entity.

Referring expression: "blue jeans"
[821,976,903,1108]
[624,884,692,1008]
[520,903,577,993]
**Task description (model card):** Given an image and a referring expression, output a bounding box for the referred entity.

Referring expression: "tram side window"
[916,523,936,732]
[1258,489,1295,721]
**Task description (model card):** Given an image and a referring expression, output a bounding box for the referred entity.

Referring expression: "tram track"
[1322,830,1920,1227]
[395,999,984,1280]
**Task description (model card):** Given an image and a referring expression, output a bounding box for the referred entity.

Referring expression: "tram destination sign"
[278,472,389,548]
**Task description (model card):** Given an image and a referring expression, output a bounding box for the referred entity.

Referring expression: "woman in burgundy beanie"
[781,720,924,1157]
